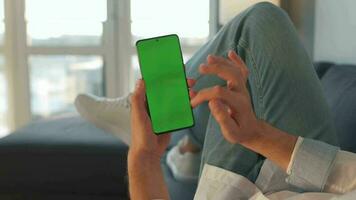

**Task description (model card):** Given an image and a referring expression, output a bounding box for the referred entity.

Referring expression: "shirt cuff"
[286,137,304,174]
[195,164,264,199]
[285,138,339,192]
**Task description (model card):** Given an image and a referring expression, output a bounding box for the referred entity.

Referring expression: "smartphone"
[136,34,194,134]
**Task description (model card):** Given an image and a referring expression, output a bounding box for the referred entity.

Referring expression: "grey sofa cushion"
[314,62,335,79]
[320,65,356,153]
[0,115,129,197]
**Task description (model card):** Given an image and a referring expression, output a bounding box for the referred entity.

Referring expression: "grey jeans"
[179,2,338,182]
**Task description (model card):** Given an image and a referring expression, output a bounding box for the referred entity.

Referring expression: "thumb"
[131,79,147,117]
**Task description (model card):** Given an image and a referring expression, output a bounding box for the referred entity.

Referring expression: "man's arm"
[128,80,170,200]
[128,150,169,200]
[191,51,297,171]
[241,121,297,171]
[240,125,356,194]
[128,79,196,199]
[192,51,356,194]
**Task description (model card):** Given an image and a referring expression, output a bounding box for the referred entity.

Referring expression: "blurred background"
[0,0,355,137]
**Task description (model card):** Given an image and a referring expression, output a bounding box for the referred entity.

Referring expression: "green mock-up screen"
[136,34,194,134]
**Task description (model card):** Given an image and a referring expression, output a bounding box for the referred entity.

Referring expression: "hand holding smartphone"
[136,34,194,134]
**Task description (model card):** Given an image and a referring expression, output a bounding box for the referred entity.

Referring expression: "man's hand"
[128,79,171,200]
[191,50,262,145]
[130,78,197,157]
[191,50,297,171]
[130,79,171,158]
[128,78,196,200]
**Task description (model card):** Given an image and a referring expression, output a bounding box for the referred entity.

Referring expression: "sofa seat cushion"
[0,115,129,196]
[320,65,356,153]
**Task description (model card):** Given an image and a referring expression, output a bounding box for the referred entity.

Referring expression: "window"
[0,55,7,136]
[25,0,107,119]
[130,0,210,89]
[0,0,3,44]
[29,55,103,119]
[26,0,106,46]
[219,0,280,25]
[1,0,216,136]
[131,0,209,44]
[0,0,8,137]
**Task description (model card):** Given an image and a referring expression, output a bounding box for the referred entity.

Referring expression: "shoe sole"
[75,99,131,145]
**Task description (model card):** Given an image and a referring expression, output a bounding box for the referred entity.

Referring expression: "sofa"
[0,62,355,199]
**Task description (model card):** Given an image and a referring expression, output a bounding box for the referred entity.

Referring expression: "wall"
[314,0,356,64]
[281,0,316,59]
[219,0,280,24]
[218,0,317,59]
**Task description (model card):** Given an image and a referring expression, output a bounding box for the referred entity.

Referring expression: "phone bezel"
[135,34,195,134]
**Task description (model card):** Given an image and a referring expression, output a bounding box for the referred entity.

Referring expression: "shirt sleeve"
[285,137,339,192]
[194,164,269,200]
[286,137,304,174]
[324,150,356,194]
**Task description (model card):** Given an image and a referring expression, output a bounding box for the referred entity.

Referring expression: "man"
[129,75,356,199]
[77,2,356,199]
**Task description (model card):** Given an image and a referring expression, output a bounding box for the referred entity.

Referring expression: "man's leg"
[184,2,338,182]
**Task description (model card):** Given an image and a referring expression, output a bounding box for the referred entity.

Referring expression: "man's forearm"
[242,120,298,171]
[128,150,170,200]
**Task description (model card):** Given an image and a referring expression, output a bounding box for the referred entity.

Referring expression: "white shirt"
[194,138,356,200]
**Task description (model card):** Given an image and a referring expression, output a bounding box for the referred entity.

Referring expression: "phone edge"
[135,34,195,135]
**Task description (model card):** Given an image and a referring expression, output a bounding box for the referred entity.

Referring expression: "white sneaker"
[74,93,132,145]
[166,137,201,181]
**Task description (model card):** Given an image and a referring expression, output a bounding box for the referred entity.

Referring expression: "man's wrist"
[127,148,162,187]
[128,148,162,164]
[127,148,169,199]
[241,120,298,171]
[240,119,268,148]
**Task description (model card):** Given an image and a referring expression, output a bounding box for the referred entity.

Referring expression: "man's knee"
[248,2,286,20]
[245,2,290,30]
[251,2,283,13]
[227,2,290,33]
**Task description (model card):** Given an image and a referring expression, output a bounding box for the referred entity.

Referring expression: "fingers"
[228,50,249,82]
[189,90,197,99]
[199,63,245,92]
[227,50,243,65]
[206,52,249,84]
[191,86,238,111]
[187,78,196,88]
[187,78,197,99]
[209,99,240,142]
[207,54,231,66]
[201,52,250,92]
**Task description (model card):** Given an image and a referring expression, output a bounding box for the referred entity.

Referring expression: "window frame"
[2,0,218,132]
